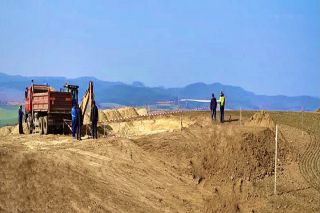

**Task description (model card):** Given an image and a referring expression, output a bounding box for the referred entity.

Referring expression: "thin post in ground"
[240,107,242,125]
[274,124,278,195]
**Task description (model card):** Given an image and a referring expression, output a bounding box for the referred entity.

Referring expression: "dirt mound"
[98,110,107,123]
[135,107,148,116]
[11,123,28,135]
[83,107,140,124]
[102,109,123,121]
[0,138,204,212]
[101,107,145,121]
[117,107,139,118]
[0,123,29,136]
[0,126,13,136]
[316,108,320,113]
[83,113,90,125]
[109,116,194,137]
[137,125,287,183]
[192,128,287,182]
[245,111,275,129]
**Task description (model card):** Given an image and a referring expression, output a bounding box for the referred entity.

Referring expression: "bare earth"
[0,111,320,212]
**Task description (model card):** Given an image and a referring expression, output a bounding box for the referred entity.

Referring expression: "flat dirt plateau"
[1,111,320,212]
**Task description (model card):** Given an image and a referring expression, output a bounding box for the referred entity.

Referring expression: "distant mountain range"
[0,72,319,111]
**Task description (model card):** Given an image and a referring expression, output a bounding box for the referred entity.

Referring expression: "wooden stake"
[180,110,183,131]
[240,107,242,125]
[301,107,304,136]
[274,125,278,195]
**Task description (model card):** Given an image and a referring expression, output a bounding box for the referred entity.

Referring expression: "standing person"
[210,93,217,121]
[90,101,99,139]
[219,91,226,123]
[18,105,24,134]
[76,105,83,140]
[71,103,78,139]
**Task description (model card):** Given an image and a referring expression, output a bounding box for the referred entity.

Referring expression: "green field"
[0,105,18,127]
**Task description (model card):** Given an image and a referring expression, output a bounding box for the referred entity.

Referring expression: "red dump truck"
[25,82,78,134]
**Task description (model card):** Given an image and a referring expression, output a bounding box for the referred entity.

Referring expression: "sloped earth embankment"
[0,135,205,212]
[300,135,320,192]
[1,111,320,212]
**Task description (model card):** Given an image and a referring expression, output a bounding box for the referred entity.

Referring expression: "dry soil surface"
[0,111,320,212]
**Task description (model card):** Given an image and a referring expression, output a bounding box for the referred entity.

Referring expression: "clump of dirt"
[245,111,275,129]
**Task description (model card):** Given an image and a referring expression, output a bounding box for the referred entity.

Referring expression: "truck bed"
[32,91,72,114]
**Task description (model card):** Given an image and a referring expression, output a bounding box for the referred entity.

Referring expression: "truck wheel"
[27,116,33,134]
[43,116,48,135]
[39,117,44,135]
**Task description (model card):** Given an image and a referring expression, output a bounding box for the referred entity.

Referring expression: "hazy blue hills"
[0,72,319,111]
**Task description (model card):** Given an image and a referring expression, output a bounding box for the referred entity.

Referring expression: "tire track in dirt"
[299,135,320,192]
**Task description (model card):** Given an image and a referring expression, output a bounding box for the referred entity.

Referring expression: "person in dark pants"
[18,105,24,134]
[219,91,226,123]
[90,101,99,139]
[210,93,217,121]
[76,105,83,140]
[71,103,78,138]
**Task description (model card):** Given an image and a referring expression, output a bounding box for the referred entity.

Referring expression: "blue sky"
[0,0,319,97]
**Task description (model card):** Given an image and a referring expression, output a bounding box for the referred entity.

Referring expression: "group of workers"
[210,91,226,123]
[17,101,99,139]
[71,100,99,140]
[18,93,226,137]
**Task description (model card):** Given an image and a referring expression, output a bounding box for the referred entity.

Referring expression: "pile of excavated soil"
[103,109,123,121]
[193,128,287,181]
[83,113,90,125]
[0,137,205,212]
[83,107,147,124]
[11,123,29,135]
[117,107,139,118]
[98,110,107,123]
[109,115,194,137]
[0,126,13,136]
[135,108,148,116]
[1,111,319,212]
[102,107,145,122]
[245,111,276,129]
[136,125,288,183]
[0,123,28,136]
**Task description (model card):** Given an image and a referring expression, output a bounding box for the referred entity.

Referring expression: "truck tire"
[27,116,33,134]
[43,116,48,135]
[39,117,44,135]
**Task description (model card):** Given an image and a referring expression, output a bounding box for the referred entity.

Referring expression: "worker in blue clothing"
[18,105,24,134]
[219,91,226,123]
[210,93,217,121]
[71,102,78,138]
